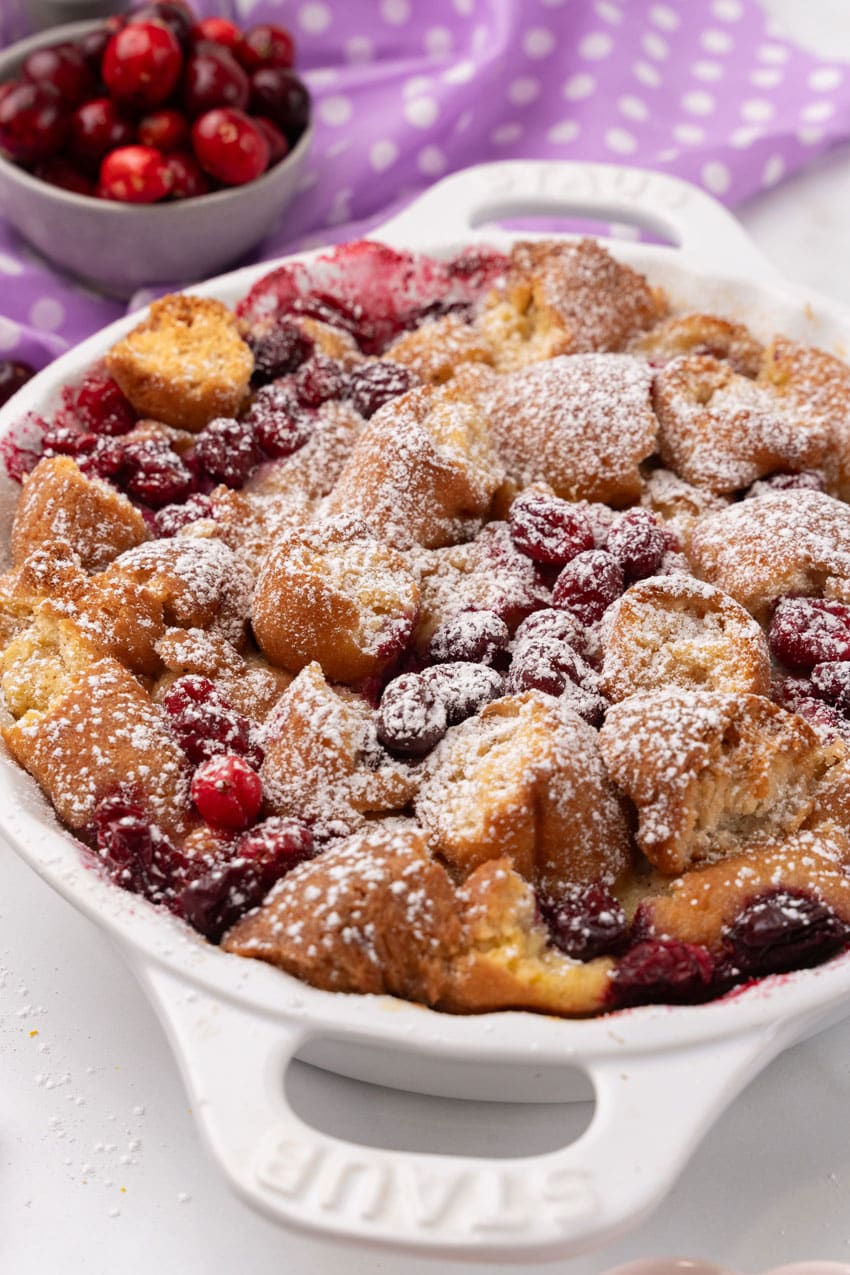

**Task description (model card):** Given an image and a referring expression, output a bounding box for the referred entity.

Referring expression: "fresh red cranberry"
[94,791,186,903]
[238,23,296,72]
[183,48,249,117]
[513,607,587,655]
[422,662,504,725]
[164,674,263,767]
[192,17,244,54]
[70,374,136,436]
[138,107,189,152]
[377,672,448,756]
[247,319,312,383]
[120,437,193,506]
[191,754,263,830]
[607,509,666,581]
[35,157,94,195]
[508,634,597,699]
[349,362,417,419]
[811,661,850,715]
[0,359,35,407]
[69,98,136,170]
[429,610,510,666]
[0,81,67,163]
[178,816,313,941]
[538,883,628,961]
[154,491,214,536]
[23,43,93,106]
[610,939,715,1008]
[127,1,194,51]
[75,25,112,72]
[508,491,595,566]
[191,107,269,185]
[99,146,172,203]
[552,549,624,626]
[746,469,827,499]
[769,597,850,672]
[293,356,349,408]
[248,68,310,144]
[193,416,260,487]
[723,889,849,976]
[253,115,288,166]
[103,21,183,110]
[164,149,209,198]
[247,383,312,457]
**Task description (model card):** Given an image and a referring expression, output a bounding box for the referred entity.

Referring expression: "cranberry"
[183,48,249,117]
[121,437,193,506]
[288,293,364,343]
[164,674,262,767]
[769,597,850,672]
[191,107,269,186]
[23,43,93,106]
[70,374,136,436]
[193,416,260,487]
[552,549,624,626]
[99,146,172,203]
[69,99,135,170]
[247,319,312,383]
[253,115,288,166]
[154,491,214,536]
[293,356,349,408]
[164,149,209,198]
[508,634,597,698]
[42,425,98,459]
[746,469,826,499]
[723,889,849,977]
[610,939,715,1008]
[607,509,666,581]
[422,662,504,725]
[103,21,183,110]
[2,438,41,483]
[75,26,112,72]
[0,359,35,407]
[811,661,850,715]
[538,884,628,961]
[0,82,67,163]
[247,384,312,458]
[238,23,296,72]
[429,610,510,666]
[78,437,128,480]
[772,674,848,741]
[128,1,194,51]
[248,68,310,144]
[377,672,448,756]
[94,791,185,903]
[557,677,608,727]
[138,107,189,152]
[513,607,587,654]
[508,491,595,566]
[349,362,417,419]
[34,158,92,196]
[191,754,263,830]
[192,18,244,54]
[178,816,313,941]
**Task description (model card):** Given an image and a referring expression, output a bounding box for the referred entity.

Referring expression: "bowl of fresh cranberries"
[0,2,313,297]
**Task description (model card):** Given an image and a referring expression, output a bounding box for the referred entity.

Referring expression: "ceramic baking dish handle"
[376,159,780,282]
[141,964,780,1263]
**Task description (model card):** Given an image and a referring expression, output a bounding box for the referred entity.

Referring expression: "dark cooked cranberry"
[2,437,41,482]
[79,436,128,480]
[121,437,193,506]
[71,374,136,436]
[508,635,596,698]
[558,677,607,727]
[513,607,587,655]
[508,491,595,566]
[94,791,185,902]
[423,662,504,724]
[769,597,850,672]
[247,383,312,458]
[0,81,67,163]
[723,889,849,976]
[746,469,826,498]
[0,359,35,407]
[42,425,98,458]
[75,25,112,72]
[429,610,510,666]
[193,416,260,487]
[23,43,93,106]
[191,753,263,829]
[610,939,715,1008]
[164,674,263,766]
[249,67,310,144]
[247,318,312,382]
[811,661,850,715]
[183,48,250,117]
[154,492,214,537]
[552,550,624,626]
[349,362,417,418]
[607,509,666,581]
[35,158,93,195]
[377,672,448,755]
[445,246,509,290]
[129,1,194,50]
[287,292,363,343]
[178,817,313,941]
[293,356,349,408]
[772,674,848,740]
[538,884,628,961]
[69,98,136,170]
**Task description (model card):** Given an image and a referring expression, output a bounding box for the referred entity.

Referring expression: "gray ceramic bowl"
[0,20,313,297]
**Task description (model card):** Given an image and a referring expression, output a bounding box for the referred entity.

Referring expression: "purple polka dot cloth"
[1,0,849,370]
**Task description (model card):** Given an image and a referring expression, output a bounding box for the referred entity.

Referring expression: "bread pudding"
[4,237,850,1016]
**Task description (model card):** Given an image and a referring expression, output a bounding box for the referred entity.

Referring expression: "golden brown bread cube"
[631,312,763,377]
[106,294,253,431]
[154,628,292,721]
[759,336,850,499]
[639,467,732,540]
[384,314,495,384]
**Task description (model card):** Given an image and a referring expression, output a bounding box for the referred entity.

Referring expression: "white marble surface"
[5,4,850,1272]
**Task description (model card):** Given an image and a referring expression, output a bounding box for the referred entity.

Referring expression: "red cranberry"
[248,68,310,144]
[247,319,312,382]
[610,939,715,1007]
[287,292,364,344]
[191,107,269,185]
[103,21,183,110]
[238,23,295,72]
[128,1,194,51]
[772,674,849,741]
[138,107,189,152]
[99,146,172,203]
[164,149,209,198]
[2,437,41,483]
[377,672,448,756]
[193,416,260,487]
[513,607,587,655]
[75,26,112,72]
[35,157,94,196]
[429,610,510,666]
[810,661,850,715]
[94,791,186,903]
[723,889,849,976]
[0,359,35,407]
[0,81,67,163]
[192,18,244,54]
[191,754,263,830]
[557,677,608,727]
[164,674,262,767]
[70,374,136,436]
[552,549,624,626]
[538,883,628,961]
[183,48,249,117]
[607,509,666,581]
[120,437,193,506]
[69,99,135,170]
[253,115,288,166]
[293,356,349,408]
[746,469,826,499]
[154,491,214,536]
[422,662,504,725]
[508,491,595,566]
[349,362,417,419]
[247,383,312,458]
[23,43,93,106]
[508,634,597,699]
[769,597,850,672]
[42,425,98,459]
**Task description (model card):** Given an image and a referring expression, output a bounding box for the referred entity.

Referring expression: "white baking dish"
[3,160,850,1265]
